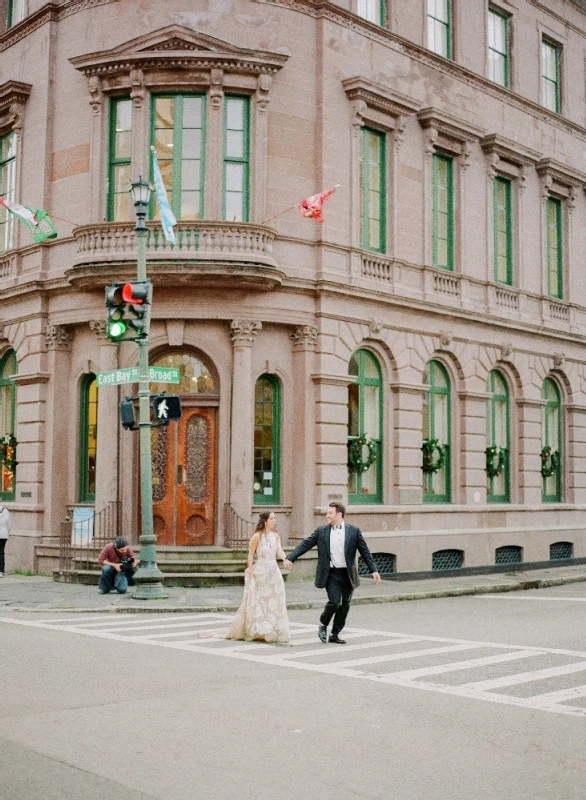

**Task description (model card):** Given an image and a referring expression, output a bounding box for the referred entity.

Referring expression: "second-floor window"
[0,133,16,253]
[7,0,26,28]
[359,128,385,252]
[427,0,451,59]
[488,8,509,87]
[541,39,560,113]
[151,94,206,221]
[223,96,250,222]
[107,98,132,222]
[357,0,384,25]
[546,196,563,299]
[494,177,513,285]
[432,153,454,270]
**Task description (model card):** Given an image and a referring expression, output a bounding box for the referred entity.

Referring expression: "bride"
[225,510,290,643]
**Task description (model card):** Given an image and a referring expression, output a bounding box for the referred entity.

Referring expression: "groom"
[284,502,381,644]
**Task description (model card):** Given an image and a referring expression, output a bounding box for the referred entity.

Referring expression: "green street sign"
[97,366,180,387]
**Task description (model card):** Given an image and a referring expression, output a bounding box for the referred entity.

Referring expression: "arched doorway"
[150,352,218,546]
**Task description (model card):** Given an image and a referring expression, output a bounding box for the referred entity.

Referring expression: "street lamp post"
[128,176,168,600]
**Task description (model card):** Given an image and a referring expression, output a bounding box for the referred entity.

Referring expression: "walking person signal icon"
[152,394,182,423]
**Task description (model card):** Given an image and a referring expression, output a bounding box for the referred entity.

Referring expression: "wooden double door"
[151,405,217,546]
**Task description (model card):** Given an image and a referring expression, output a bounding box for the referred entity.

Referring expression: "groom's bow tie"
[332,524,343,530]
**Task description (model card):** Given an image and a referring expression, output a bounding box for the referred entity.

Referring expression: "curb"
[3,572,586,614]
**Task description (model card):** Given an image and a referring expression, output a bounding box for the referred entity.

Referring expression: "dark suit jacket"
[287,523,378,589]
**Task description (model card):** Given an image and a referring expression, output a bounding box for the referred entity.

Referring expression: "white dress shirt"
[329,524,346,568]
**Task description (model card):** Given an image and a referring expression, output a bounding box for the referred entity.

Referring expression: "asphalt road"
[2,584,586,800]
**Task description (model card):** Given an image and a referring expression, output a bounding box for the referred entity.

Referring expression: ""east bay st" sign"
[96,366,180,387]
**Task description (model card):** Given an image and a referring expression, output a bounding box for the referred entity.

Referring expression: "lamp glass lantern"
[128,176,152,208]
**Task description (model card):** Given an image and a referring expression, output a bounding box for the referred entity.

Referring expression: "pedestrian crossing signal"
[153,394,182,423]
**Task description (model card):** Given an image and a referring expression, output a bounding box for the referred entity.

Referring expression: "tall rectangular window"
[488,9,509,87]
[0,133,16,253]
[494,177,513,285]
[107,98,132,222]
[427,0,451,59]
[253,376,280,504]
[542,39,560,113]
[7,0,26,27]
[151,95,205,221]
[546,196,563,299]
[223,96,250,222]
[357,0,384,25]
[432,153,454,270]
[359,128,385,252]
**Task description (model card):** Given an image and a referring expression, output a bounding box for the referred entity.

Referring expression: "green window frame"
[427,0,451,59]
[223,96,250,223]
[356,0,385,25]
[432,153,454,270]
[422,360,451,504]
[541,39,560,113]
[79,374,98,503]
[0,132,16,253]
[359,128,386,253]
[7,0,26,28]
[0,350,16,502]
[546,196,563,299]
[348,349,383,504]
[486,370,510,503]
[150,94,206,221]
[253,375,280,505]
[107,97,133,222]
[542,378,562,503]
[488,8,509,87]
[494,176,513,285]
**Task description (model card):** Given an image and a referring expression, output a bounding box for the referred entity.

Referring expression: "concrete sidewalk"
[1,563,586,613]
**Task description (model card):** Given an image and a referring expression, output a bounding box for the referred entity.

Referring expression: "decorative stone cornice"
[89,320,108,339]
[0,80,31,133]
[481,134,541,167]
[45,324,73,350]
[290,324,318,350]
[343,76,421,126]
[230,320,262,346]
[537,158,586,194]
[417,108,485,145]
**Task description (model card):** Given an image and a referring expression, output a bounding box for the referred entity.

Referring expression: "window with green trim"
[79,374,98,503]
[494,176,513,285]
[427,0,451,58]
[223,96,250,222]
[7,0,26,28]
[432,153,454,270]
[546,196,563,299]
[422,360,451,503]
[150,94,205,221]
[541,39,560,113]
[488,9,509,87]
[0,132,16,253]
[357,0,385,25]
[542,378,562,503]
[253,375,280,504]
[348,350,383,504]
[359,128,385,252]
[486,370,510,503]
[0,350,16,501]
[107,98,132,222]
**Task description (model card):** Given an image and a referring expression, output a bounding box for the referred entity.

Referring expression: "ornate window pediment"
[0,80,31,133]
[343,75,421,137]
[481,133,541,183]
[418,107,484,161]
[537,157,586,202]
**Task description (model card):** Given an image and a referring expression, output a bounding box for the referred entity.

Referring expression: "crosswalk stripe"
[527,685,586,705]
[385,649,541,681]
[316,642,485,669]
[460,661,586,691]
[65,614,224,629]
[277,637,423,660]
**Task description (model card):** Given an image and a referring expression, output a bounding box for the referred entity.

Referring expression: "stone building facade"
[2,0,586,575]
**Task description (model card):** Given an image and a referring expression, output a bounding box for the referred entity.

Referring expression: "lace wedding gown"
[225,531,290,643]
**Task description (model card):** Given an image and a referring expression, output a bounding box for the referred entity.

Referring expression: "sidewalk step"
[70,559,249,574]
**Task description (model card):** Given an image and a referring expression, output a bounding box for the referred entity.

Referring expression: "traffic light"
[105,282,127,341]
[153,394,182,423]
[120,398,136,430]
[104,280,151,341]
[123,281,151,338]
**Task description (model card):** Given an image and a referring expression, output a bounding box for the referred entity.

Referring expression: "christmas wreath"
[0,434,17,473]
[486,445,506,478]
[348,435,377,473]
[540,446,559,479]
[421,439,445,473]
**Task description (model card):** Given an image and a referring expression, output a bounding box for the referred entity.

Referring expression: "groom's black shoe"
[318,624,327,643]
[329,634,347,644]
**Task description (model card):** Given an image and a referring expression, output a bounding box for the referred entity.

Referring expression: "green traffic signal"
[108,319,127,340]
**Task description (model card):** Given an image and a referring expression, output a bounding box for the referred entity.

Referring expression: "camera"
[120,556,134,571]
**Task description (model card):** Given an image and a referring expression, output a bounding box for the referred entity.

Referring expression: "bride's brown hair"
[255,511,272,533]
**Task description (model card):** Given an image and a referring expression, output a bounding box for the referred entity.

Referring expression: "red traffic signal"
[122,282,149,306]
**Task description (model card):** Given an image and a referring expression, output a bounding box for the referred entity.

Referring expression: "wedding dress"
[225,531,290,643]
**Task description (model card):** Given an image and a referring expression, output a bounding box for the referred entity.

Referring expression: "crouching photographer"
[97,537,137,595]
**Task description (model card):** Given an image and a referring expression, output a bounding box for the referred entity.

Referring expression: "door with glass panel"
[542,378,561,502]
[422,360,451,503]
[348,350,382,504]
[486,370,510,502]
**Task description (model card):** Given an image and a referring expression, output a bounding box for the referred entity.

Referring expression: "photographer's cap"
[114,537,127,548]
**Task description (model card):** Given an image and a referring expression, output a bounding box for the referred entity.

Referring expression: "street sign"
[97,366,180,387]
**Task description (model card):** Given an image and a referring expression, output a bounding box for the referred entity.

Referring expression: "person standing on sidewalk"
[284,502,381,644]
[97,537,137,594]
[0,503,10,576]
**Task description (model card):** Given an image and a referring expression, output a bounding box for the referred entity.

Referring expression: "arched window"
[0,350,16,501]
[486,370,510,502]
[79,374,98,503]
[348,349,382,504]
[150,352,216,396]
[422,360,451,503]
[542,378,561,502]
[253,375,280,504]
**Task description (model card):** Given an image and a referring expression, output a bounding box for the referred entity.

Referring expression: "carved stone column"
[459,391,491,505]
[205,68,224,220]
[89,320,119,516]
[392,383,426,505]
[289,325,317,540]
[229,320,261,520]
[517,398,544,505]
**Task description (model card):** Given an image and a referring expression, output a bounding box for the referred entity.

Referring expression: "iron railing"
[224,503,254,551]
[59,501,121,578]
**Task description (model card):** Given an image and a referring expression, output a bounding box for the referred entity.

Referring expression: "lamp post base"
[132,533,168,600]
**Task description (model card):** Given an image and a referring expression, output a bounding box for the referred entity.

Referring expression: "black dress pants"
[320,567,354,635]
[0,539,6,573]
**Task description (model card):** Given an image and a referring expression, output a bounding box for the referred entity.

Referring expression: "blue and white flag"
[151,146,177,245]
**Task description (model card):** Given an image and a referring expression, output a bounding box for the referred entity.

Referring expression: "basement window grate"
[432,549,463,571]
[550,541,573,560]
[495,545,522,565]
[358,552,396,576]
